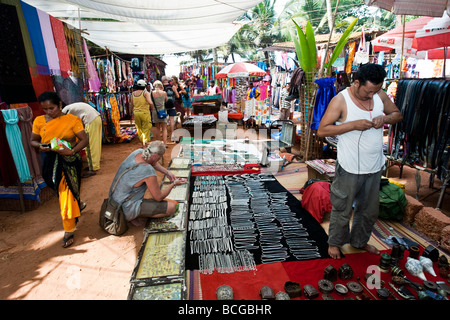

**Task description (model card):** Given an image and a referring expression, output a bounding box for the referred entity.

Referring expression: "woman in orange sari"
[31,91,89,248]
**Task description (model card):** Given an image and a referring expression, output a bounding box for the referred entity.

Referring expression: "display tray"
[130,231,186,283]
[128,279,186,300]
[162,169,191,183]
[163,182,190,202]
[168,157,192,169]
[144,202,187,233]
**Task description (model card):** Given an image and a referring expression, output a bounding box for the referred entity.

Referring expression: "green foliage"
[292,20,317,73]
[324,17,358,75]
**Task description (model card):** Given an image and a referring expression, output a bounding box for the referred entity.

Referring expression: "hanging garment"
[0,3,37,104]
[109,95,124,142]
[62,23,80,75]
[36,9,60,76]
[16,106,42,178]
[83,39,101,92]
[49,16,71,77]
[2,0,37,73]
[346,42,356,74]
[311,77,336,130]
[0,103,19,187]
[73,29,86,79]
[21,1,49,75]
[1,108,31,183]
[52,75,84,105]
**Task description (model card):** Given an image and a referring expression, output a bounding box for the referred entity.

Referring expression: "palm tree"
[226,0,283,64]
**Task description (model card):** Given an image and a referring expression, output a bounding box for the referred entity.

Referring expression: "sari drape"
[33,114,83,231]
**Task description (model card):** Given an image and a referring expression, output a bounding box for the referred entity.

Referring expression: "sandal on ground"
[62,233,74,248]
[81,171,96,178]
[80,201,86,211]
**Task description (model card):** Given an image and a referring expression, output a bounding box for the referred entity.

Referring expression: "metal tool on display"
[388,282,415,300]
[356,276,378,300]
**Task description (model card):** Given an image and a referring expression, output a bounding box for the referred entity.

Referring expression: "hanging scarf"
[82,38,101,92]
[36,9,60,76]
[49,16,71,77]
[21,1,49,75]
[1,108,31,183]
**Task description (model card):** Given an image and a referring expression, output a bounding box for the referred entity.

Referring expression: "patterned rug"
[372,219,450,259]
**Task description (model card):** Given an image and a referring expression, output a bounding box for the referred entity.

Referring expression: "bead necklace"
[349,86,373,120]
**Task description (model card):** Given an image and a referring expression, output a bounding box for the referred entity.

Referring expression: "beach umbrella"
[413,12,450,51]
[365,0,448,17]
[215,62,266,79]
[372,13,450,55]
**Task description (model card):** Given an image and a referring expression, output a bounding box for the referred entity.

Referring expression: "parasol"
[365,0,448,17]
[215,62,266,79]
[372,13,450,58]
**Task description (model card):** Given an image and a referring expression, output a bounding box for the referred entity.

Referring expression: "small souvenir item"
[324,265,337,281]
[391,265,405,277]
[216,285,233,300]
[275,292,290,300]
[259,286,275,300]
[334,283,348,295]
[379,253,391,272]
[303,284,319,299]
[318,279,334,293]
[419,256,437,277]
[338,263,353,280]
[346,281,363,294]
[284,281,301,298]
[405,257,427,281]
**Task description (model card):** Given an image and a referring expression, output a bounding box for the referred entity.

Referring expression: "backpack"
[379,182,408,221]
[164,84,175,108]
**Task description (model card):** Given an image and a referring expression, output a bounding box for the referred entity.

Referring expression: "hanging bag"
[99,164,139,235]
[157,109,167,119]
[151,90,167,119]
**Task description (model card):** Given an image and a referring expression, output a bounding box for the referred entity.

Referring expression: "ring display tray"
[163,169,191,183]
[144,202,187,233]
[128,279,186,300]
[168,157,192,170]
[164,183,189,202]
[130,231,186,283]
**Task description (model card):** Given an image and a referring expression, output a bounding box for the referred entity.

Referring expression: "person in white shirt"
[62,102,102,178]
[317,63,402,259]
[206,80,221,96]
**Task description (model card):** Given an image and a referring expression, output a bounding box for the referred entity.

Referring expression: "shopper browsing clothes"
[31,91,89,248]
[62,102,102,178]
[132,79,154,147]
[317,63,402,259]
[108,141,186,227]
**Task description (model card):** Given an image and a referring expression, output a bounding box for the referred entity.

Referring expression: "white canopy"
[22,0,261,54]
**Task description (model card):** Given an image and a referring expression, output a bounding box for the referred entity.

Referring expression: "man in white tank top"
[317,64,402,259]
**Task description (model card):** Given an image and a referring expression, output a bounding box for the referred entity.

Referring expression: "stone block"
[403,195,424,225]
[413,207,450,242]
[441,225,450,252]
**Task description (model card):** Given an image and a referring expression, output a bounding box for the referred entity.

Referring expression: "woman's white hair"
[142,141,166,160]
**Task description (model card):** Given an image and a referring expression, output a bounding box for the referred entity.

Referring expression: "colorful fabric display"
[21,1,49,75]
[36,9,60,75]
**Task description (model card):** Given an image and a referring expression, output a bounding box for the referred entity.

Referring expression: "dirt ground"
[0,135,184,300]
[0,129,448,300]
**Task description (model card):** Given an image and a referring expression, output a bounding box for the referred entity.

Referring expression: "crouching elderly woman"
[109,141,186,226]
